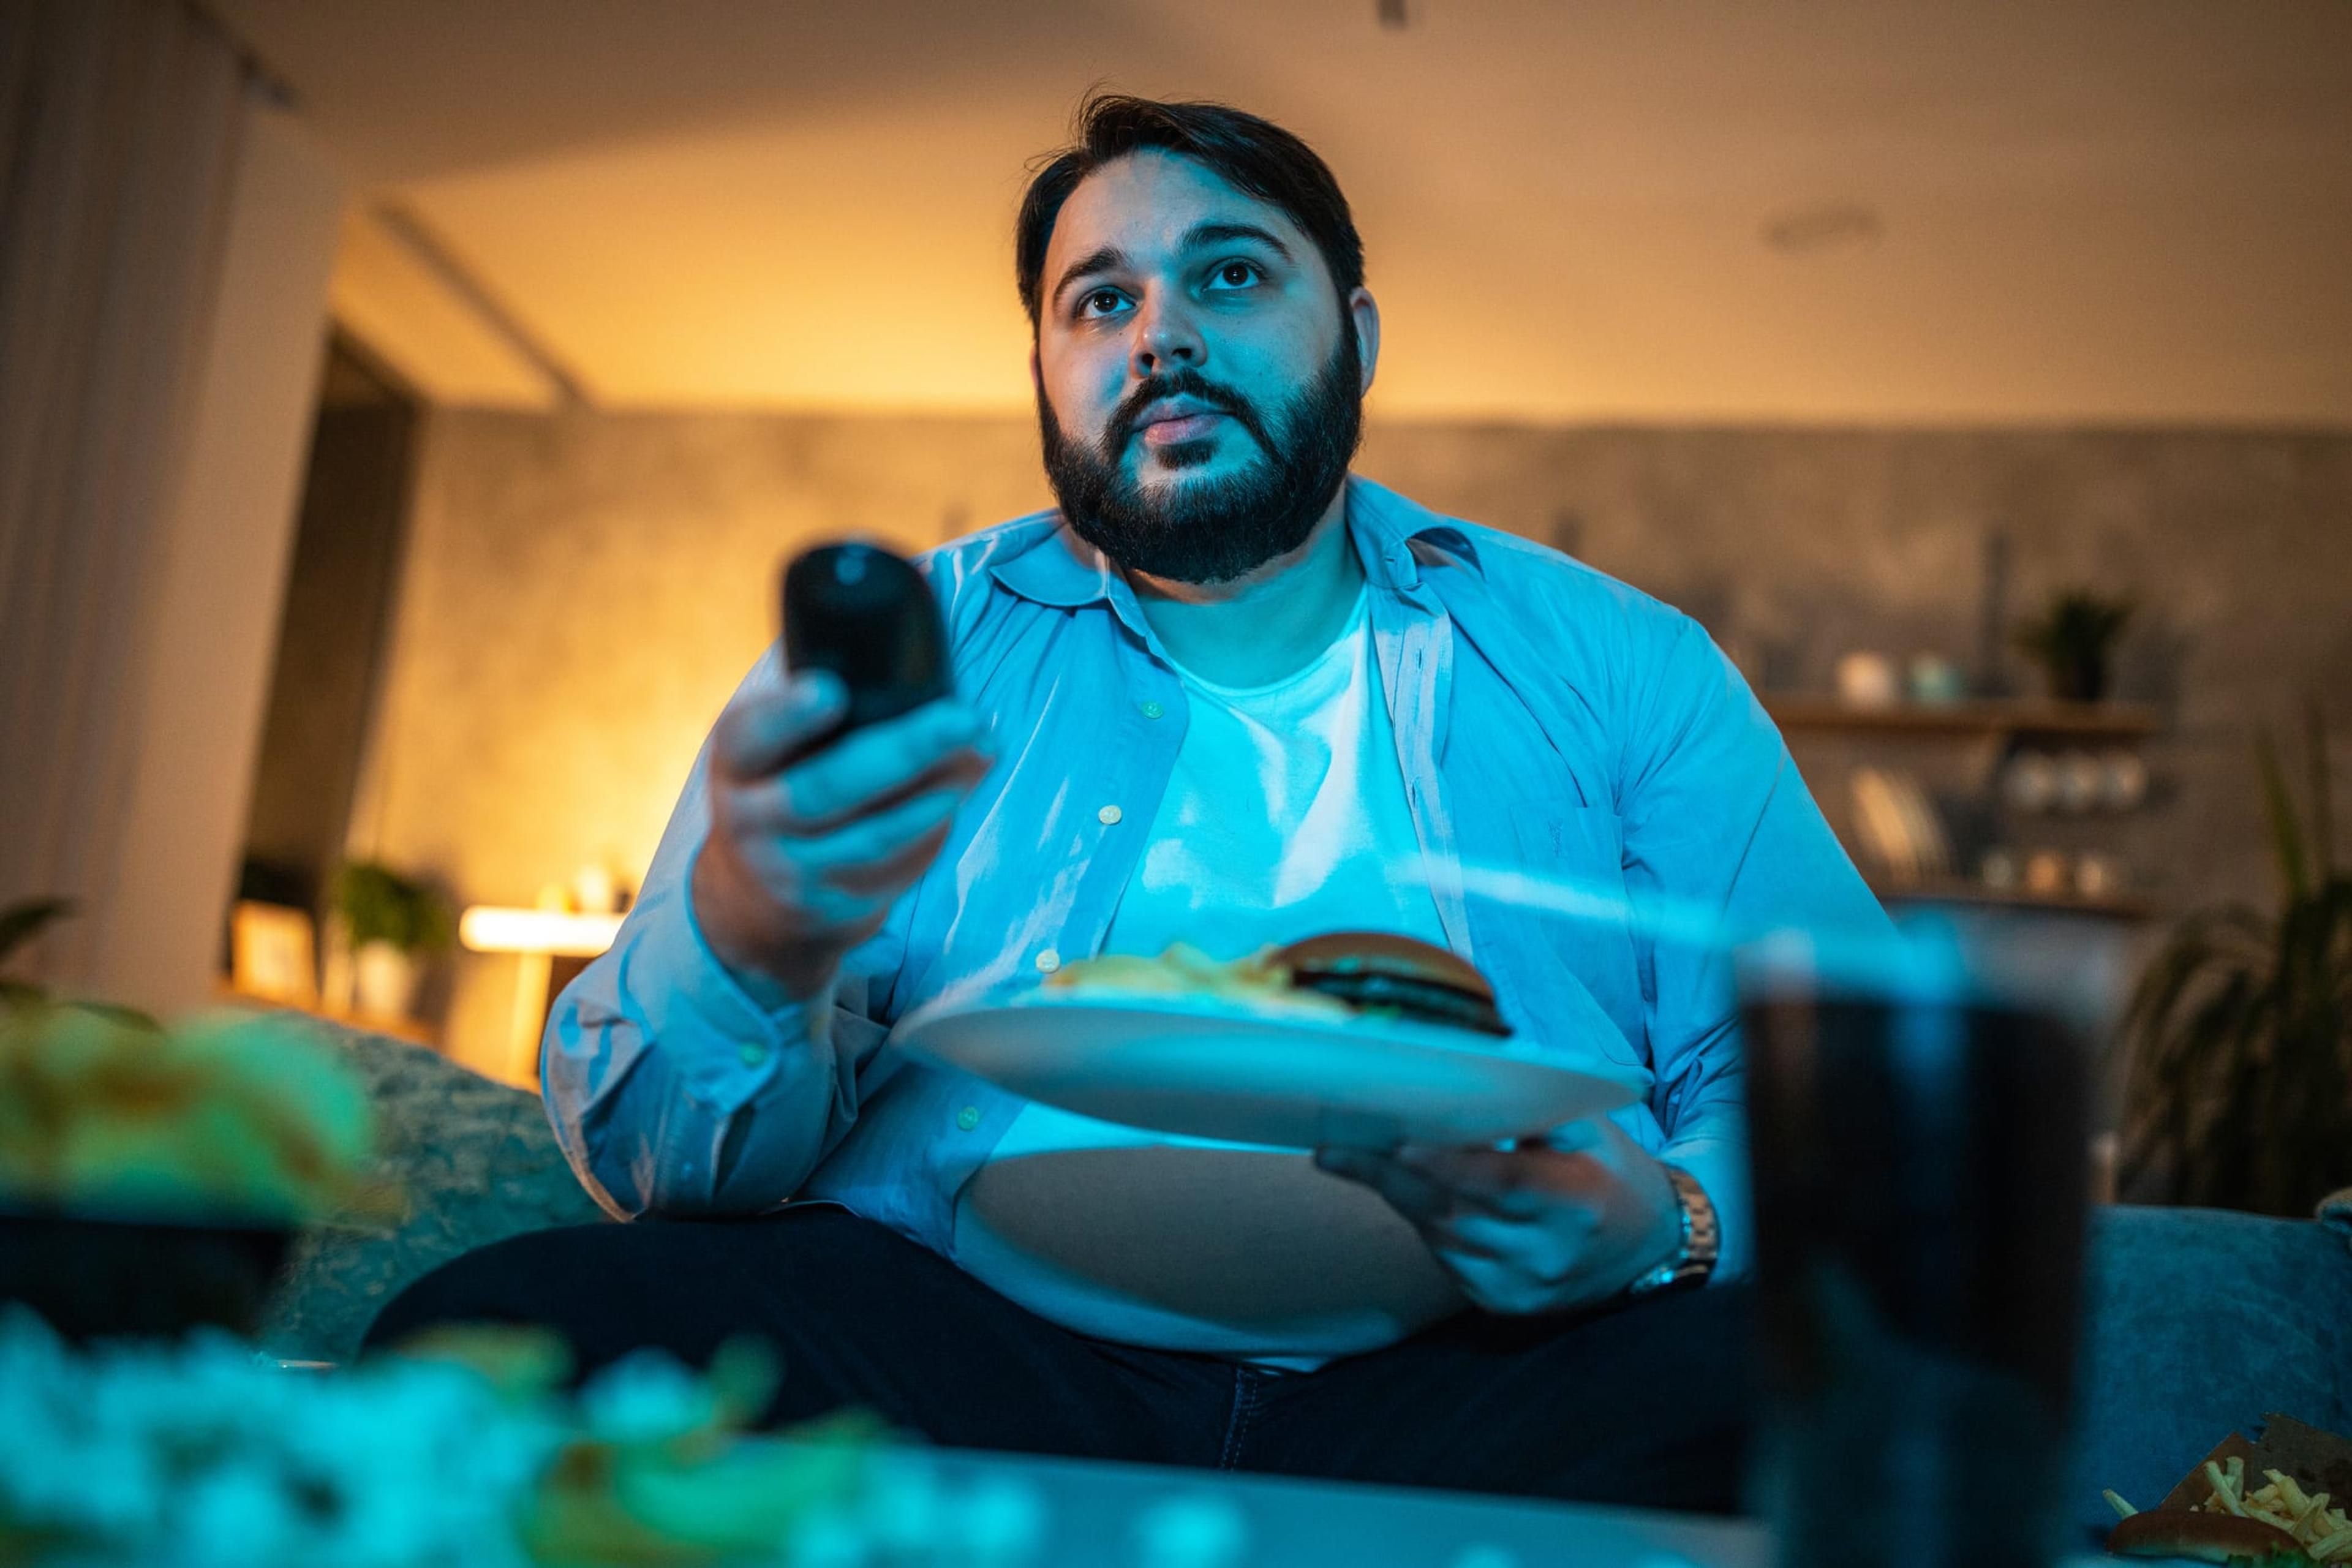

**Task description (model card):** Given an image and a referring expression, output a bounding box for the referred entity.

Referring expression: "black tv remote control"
[779,541,952,738]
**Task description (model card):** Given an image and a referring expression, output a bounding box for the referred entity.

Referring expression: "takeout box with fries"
[2105,1413,2352,1562]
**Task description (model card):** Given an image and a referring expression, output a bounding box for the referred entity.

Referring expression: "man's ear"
[1028,344,1043,399]
[1348,288,1381,397]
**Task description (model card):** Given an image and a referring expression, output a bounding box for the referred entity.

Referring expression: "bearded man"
[369,92,1885,1511]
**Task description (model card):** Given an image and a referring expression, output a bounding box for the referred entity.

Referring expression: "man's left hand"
[1313,1118,1686,1316]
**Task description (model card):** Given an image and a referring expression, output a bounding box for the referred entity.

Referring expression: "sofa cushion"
[2069,1203,2352,1541]
[256,1024,606,1363]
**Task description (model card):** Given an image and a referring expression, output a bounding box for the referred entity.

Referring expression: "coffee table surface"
[921,1447,2116,1567]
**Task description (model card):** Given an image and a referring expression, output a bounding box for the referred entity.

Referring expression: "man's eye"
[1080,288,1124,317]
[1212,261,1261,288]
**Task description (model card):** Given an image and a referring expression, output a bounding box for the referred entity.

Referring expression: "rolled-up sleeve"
[541,650,896,1220]
[1618,614,1891,1282]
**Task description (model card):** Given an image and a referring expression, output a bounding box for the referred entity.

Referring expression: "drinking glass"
[1739,910,2113,1568]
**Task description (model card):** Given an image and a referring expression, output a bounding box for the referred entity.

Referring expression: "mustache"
[1109,374,1268,453]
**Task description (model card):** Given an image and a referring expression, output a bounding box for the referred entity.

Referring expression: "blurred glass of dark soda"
[1739,911,2107,1568]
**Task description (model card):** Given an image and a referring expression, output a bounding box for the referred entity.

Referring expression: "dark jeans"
[365,1206,1754,1511]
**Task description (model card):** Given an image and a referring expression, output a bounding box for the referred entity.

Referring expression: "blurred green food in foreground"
[405,1325,889,1567]
[0,1001,377,1223]
[0,1311,910,1568]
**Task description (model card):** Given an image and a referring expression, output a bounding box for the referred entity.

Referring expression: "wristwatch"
[1625,1164,1719,1297]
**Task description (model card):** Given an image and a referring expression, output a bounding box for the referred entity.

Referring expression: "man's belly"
[952,1137,1466,1369]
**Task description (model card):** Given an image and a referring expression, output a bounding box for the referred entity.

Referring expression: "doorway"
[235,334,420,938]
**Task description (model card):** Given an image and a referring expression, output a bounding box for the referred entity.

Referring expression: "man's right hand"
[691,666,992,1011]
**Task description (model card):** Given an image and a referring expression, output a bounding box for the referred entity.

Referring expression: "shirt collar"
[986,473,1483,614]
[1344,473,1483,594]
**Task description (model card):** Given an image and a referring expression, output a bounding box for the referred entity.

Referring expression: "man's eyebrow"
[1050,246,1127,312]
[1049,221,1298,311]
[1179,222,1295,264]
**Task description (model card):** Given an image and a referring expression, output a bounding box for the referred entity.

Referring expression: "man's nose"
[1129,290,1203,376]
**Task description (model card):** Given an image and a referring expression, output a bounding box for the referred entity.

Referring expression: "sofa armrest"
[257,1025,609,1363]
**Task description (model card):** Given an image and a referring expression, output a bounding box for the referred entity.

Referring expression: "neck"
[1122,488,1364,687]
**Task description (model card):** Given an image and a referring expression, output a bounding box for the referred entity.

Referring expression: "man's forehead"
[1046,149,1308,266]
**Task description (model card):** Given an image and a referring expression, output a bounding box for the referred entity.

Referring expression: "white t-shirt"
[952,587,1464,1368]
[1095,586,1450,962]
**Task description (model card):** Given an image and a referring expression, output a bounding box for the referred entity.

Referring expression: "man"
[370,93,1885,1509]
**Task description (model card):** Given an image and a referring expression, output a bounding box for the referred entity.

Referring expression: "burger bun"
[2108,1509,2302,1561]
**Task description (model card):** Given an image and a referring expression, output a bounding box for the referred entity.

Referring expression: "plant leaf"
[0,897,73,967]
[2256,727,2312,903]
[61,998,161,1033]
[2309,698,2335,880]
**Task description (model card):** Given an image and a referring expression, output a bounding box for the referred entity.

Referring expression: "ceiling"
[214,0,2352,424]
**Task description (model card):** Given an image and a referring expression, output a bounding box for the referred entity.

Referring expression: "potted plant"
[2014,588,2135,703]
[332,862,451,1022]
[2117,705,2351,1216]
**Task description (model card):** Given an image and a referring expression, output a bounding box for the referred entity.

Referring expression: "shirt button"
[1035,948,1061,973]
[737,1041,769,1068]
[956,1105,981,1131]
[1139,701,1164,720]
[1097,804,1123,825]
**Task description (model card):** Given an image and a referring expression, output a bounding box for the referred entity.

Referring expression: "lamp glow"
[457,907,624,957]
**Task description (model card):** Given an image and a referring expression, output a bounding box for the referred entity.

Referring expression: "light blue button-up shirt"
[543,474,1887,1285]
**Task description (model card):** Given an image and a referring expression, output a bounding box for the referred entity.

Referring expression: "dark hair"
[1014,91,1365,333]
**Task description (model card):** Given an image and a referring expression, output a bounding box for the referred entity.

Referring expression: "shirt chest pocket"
[1459,805,1650,1068]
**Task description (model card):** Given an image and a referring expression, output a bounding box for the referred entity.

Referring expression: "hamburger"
[1039,933,1514,1039]
[1270,932,1511,1036]
[2103,1422,2352,1564]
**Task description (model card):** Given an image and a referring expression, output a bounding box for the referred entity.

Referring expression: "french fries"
[2110,1420,2352,1564]
[1041,942,1350,1017]
[2182,1453,2352,1561]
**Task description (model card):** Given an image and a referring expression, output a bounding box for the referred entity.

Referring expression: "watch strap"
[1626,1164,1719,1297]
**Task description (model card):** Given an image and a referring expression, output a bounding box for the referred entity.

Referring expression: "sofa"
[259,1024,2352,1544]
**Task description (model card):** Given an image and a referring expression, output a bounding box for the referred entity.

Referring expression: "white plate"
[892,990,1642,1149]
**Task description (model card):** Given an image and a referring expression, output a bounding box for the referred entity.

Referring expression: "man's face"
[1031,149,1376,585]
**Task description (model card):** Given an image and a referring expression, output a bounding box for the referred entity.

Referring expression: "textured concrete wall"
[1361,423,2352,929]
[360,410,2352,1073]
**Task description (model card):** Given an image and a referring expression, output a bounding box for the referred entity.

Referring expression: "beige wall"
[350,413,1054,1074]
[360,410,2352,1072]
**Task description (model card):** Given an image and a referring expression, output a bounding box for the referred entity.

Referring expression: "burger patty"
[1287,970,1510,1035]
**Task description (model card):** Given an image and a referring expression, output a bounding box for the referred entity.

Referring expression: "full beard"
[1036,329,1364,586]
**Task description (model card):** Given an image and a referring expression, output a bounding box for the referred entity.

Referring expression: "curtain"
[0,0,249,985]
